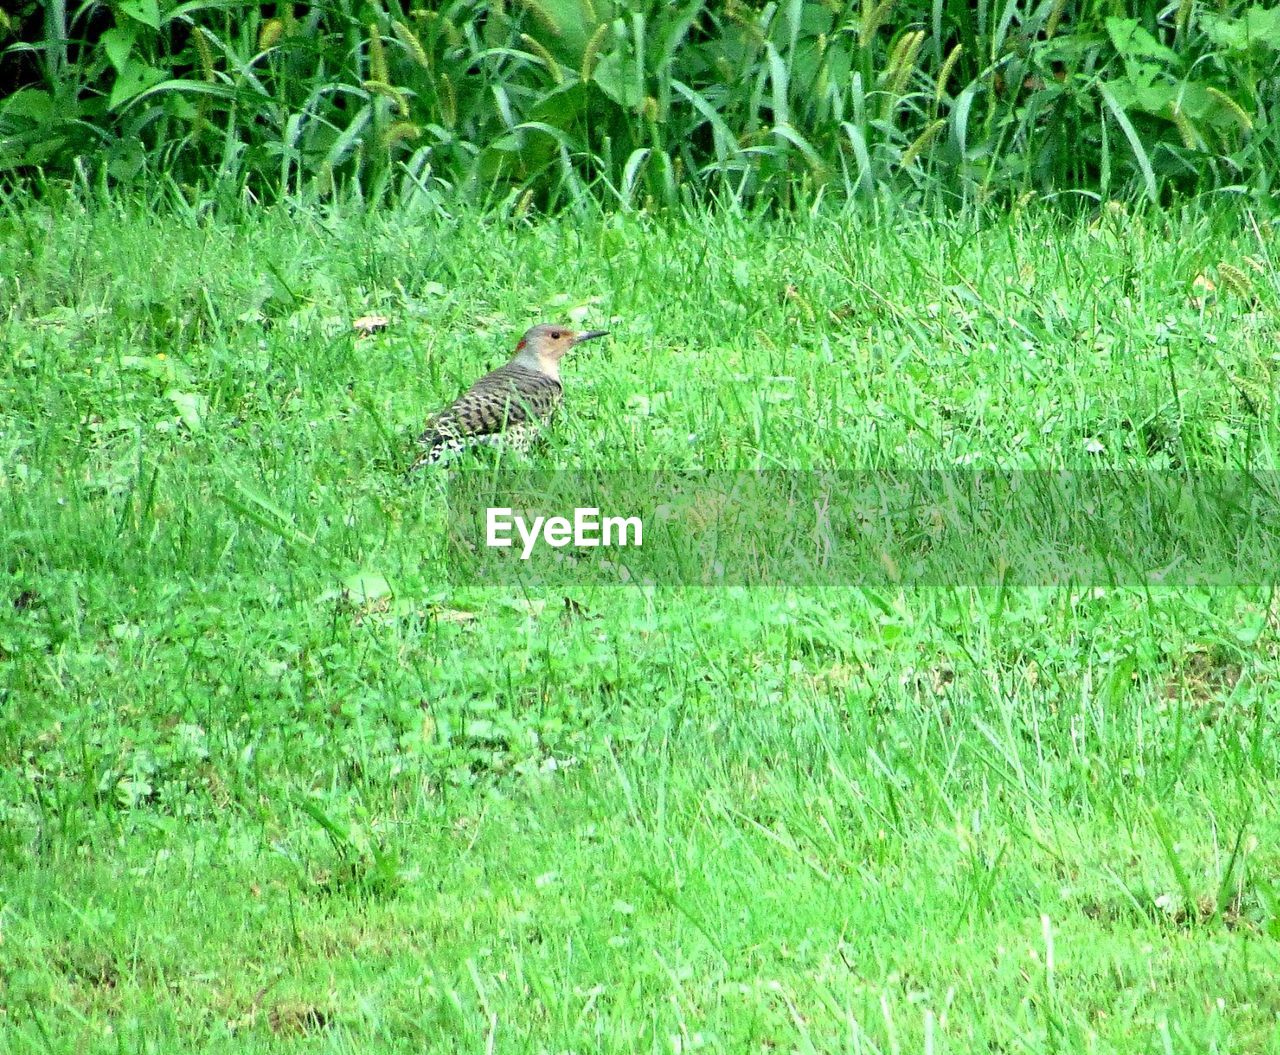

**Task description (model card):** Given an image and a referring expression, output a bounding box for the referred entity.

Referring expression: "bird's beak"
[573,329,609,345]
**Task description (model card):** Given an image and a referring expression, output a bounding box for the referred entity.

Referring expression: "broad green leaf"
[1199,6,1280,51]
[165,388,205,432]
[1101,76,1177,116]
[523,0,599,59]
[118,0,161,29]
[0,134,69,169]
[341,571,393,603]
[109,61,168,109]
[529,82,588,129]
[592,49,643,109]
[1105,17,1179,65]
[0,88,54,120]
[163,94,198,121]
[102,26,137,73]
[487,132,524,154]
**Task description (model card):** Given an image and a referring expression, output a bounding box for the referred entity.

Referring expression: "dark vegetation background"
[3,0,1278,210]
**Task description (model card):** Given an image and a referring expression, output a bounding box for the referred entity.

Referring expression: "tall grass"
[2,1,1278,208]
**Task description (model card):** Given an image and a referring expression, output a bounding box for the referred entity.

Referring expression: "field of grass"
[3,196,1280,1053]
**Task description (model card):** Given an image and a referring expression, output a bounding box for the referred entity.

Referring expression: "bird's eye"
[551,331,562,339]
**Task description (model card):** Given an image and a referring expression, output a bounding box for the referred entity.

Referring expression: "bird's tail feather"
[406,432,454,475]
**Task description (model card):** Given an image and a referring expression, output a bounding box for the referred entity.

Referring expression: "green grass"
[3,196,1280,1052]
[8,1,1277,208]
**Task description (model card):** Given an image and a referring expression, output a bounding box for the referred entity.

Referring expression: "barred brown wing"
[417,363,563,450]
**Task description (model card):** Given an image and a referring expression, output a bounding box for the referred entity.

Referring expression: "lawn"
[2,197,1279,1053]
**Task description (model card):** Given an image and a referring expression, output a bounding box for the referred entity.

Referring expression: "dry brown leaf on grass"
[226,975,283,1034]
[352,314,390,336]
[268,1001,332,1035]
[432,606,477,624]
[1189,274,1216,311]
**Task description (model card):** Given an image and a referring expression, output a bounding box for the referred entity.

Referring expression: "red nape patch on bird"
[516,339,527,351]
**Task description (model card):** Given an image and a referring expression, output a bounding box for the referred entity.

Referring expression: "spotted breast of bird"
[411,323,609,470]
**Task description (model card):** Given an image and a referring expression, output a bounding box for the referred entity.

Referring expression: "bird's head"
[511,323,609,375]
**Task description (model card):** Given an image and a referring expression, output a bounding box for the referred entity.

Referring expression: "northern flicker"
[411,323,608,469]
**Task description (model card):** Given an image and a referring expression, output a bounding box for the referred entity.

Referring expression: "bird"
[410,323,608,469]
